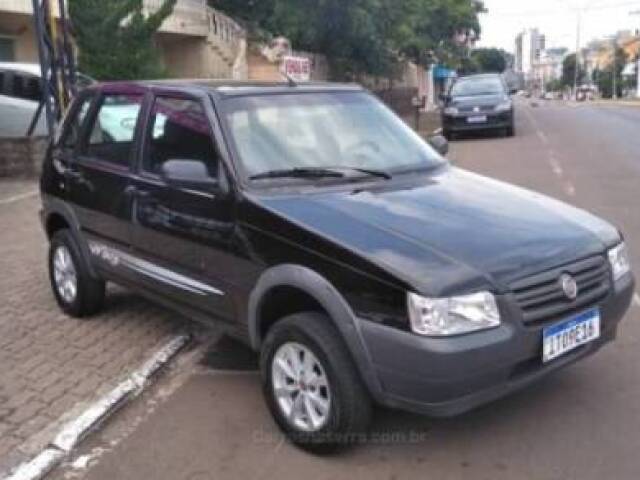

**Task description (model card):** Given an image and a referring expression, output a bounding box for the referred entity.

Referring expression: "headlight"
[608,242,631,281]
[407,291,501,337]
[443,106,459,116]
[494,101,512,112]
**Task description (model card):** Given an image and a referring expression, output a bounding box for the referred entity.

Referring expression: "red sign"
[281,56,311,82]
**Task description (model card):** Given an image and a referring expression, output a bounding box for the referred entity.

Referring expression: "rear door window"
[81,94,143,167]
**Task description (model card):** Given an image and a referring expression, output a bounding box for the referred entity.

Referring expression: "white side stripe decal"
[88,241,224,296]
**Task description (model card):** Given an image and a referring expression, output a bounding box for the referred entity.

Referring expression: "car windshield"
[451,77,505,97]
[221,91,444,182]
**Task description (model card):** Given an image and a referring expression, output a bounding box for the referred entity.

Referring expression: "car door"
[129,93,236,321]
[46,91,95,201]
[67,89,144,281]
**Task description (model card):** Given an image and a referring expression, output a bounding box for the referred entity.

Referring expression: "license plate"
[542,309,600,363]
[467,115,487,123]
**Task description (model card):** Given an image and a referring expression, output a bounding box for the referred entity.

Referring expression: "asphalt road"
[51,99,640,480]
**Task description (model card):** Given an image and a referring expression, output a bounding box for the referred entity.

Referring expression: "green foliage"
[210,0,484,80]
[69,0,176,81]
[545,78,563,92]
[593,47,629,98]
[561,53,585,87]
[468,48,510,73]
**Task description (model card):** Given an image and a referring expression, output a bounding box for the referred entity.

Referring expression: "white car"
[0,62,93,137]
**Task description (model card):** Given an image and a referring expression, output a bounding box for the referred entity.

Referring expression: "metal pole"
[573,10,581,99]
[32,0,56,137]
[612,37,617,100]
[630,10,640,98]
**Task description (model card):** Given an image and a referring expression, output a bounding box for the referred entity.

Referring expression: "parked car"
[441,74,516,139]
[0,62,93,137]
[40,80,635,450]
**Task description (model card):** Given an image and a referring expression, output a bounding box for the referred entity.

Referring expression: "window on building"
[143,96,219,178]
[0,37,15,62]
[82,94,143,167]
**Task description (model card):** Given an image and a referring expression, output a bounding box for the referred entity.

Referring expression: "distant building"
[515,28,546,87]
[536,47,568,86]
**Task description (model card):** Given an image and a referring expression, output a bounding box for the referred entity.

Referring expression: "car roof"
[89,79,364,97]
[0,62,41,76]
[457,73,503,81]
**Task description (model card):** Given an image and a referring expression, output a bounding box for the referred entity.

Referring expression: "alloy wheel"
[271,342,331,432]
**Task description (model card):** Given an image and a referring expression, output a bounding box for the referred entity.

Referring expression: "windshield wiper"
[249,167,346,181]
[249,166,392,181]
[326,166,392,180]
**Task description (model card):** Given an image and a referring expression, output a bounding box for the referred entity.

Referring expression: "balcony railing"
[144,0,209,37]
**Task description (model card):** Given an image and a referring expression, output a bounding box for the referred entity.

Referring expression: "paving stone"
[0,182,187,473]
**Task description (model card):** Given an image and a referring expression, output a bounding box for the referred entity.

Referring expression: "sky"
[477,0,640,53]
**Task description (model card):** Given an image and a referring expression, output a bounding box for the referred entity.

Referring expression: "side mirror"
[509,88,518,95]
[161,159,218,192]
[428,134,449,156]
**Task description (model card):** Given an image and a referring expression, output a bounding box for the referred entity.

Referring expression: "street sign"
[281,56,311,82]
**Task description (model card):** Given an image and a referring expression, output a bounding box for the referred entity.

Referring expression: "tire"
[442,129,452,140]
[506,125,515,137]
[260,312,372,452]
[49,229,105,317]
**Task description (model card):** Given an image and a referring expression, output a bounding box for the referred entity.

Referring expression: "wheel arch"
[42,196,99,279]
[248,264,384,400]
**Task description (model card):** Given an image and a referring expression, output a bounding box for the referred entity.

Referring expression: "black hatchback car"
[40,80,634,450]
[441,73,515,139]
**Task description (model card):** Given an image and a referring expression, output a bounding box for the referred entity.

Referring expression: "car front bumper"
[443,111,513,133]
[358,272,635,417]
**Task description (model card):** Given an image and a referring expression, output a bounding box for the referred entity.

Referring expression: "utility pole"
[631,10,640,98]
[612,37,618,100]
[573,10,581,99]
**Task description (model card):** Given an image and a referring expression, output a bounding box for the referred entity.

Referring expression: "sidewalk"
[0,180,190,475]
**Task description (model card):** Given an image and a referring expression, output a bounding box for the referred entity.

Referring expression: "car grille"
[459,105,495,113]
[510,256,611,327]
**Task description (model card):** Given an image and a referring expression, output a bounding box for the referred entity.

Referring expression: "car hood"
[450,94,506,109]
[249,167,619,295]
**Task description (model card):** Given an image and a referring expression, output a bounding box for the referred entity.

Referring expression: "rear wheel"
[260,312,372,452]
[49,230,105,317]
[506,124,515,137]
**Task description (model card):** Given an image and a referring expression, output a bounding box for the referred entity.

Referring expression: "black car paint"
[41,81,635,417]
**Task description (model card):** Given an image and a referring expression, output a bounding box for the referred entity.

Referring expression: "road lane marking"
[563,181,576,197]
[548,155,564,177]
[537,130,549,145]
[0,189,38,205]
[633,293,640,308]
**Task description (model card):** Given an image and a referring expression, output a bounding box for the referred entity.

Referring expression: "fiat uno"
[40,81,635,449]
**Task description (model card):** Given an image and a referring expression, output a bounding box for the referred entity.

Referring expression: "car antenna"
[283,72,298,87]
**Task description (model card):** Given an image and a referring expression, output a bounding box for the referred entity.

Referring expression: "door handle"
[63,168,82,181]
[125,185,151,199]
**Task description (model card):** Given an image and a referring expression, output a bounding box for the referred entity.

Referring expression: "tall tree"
[561,53,585,87]
[469,48,509,73]
[69,0,176,80]
[593,47,629,98]
[210,0,484,80]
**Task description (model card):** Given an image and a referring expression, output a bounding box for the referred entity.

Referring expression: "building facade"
[0,0,248,79]
[515,28,546,88]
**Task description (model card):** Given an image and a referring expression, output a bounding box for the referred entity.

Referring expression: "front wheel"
[260,312,372,452]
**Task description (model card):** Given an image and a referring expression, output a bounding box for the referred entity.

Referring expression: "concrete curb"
[3,333,191,480]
